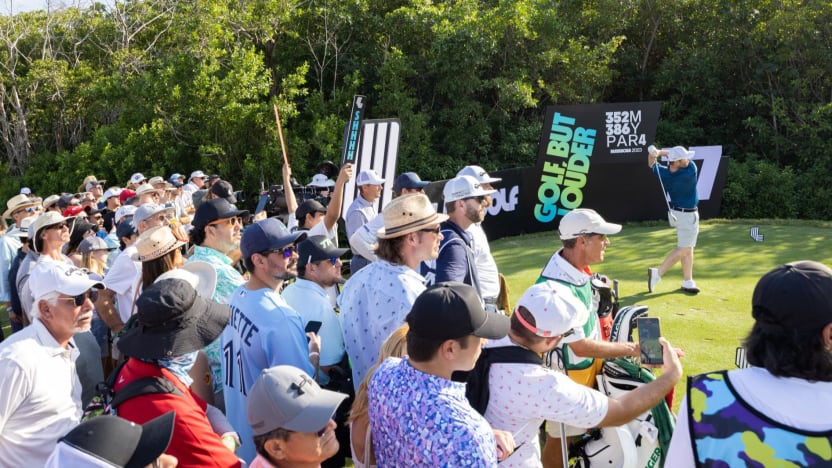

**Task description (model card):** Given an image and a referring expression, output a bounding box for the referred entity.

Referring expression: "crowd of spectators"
[0,162,829,468]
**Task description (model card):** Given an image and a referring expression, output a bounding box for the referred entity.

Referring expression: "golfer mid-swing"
[647,145,700,294]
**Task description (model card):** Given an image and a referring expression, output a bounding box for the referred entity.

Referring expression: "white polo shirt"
[103,245,141,322]
[483,336,608,467]
[0,319,82,467]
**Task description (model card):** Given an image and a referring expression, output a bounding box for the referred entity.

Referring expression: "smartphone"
[637,317,663,365]
[305,320,323,335]
[254,193,269,215]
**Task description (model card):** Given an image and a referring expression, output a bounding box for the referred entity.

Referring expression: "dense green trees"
[1,0,829,218]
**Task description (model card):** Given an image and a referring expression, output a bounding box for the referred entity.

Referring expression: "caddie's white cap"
[443,175,497,203]
[558,208,621,240]
[667,146,695,162]
[515,281,588,337]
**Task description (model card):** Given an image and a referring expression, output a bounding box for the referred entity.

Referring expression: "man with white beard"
[0,263,104,466]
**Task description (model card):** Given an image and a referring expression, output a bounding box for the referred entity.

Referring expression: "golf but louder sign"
[424,102,728,240]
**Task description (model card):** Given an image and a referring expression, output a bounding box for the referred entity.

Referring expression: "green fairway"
[492,218,832,411]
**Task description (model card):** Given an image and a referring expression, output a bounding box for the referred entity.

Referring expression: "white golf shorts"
[669,209,699,248]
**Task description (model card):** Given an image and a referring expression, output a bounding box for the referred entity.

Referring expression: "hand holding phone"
[637,317,663,365]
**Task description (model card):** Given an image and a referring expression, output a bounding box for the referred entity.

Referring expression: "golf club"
[650,145,677,222]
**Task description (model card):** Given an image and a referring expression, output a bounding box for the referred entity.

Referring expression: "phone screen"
[305,320,323,335]
[254,193,269,215]
[637,317,663,365]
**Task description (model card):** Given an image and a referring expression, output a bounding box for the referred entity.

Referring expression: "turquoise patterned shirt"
[187,245,245,394]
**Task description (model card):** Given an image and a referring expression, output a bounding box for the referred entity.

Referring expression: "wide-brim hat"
[307,173,336,188]
[132,226,186,262]
[376,193,448,240]
[135,184,163,198]
[155,261,218,299]
[31,211,73,253]
[4,194,42,218]
[117,278,230,360]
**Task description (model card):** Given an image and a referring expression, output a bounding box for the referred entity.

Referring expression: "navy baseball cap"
[241,218,307,260]
[393,172,430,193]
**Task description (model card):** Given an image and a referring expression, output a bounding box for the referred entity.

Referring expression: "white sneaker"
[681,279,700,294]
[647,268,661,293]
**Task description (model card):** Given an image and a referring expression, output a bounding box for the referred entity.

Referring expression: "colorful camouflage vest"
[688,371,832,467]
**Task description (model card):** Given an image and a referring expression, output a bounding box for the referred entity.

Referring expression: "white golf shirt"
[0,320,82,467]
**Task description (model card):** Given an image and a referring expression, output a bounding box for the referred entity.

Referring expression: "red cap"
[119,189,137,204]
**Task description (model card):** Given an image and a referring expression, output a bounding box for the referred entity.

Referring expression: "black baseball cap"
[752,260,832,333]
[192,198,249,229]
[210,180,236,204]
[407,282,509,341]
[297,235,349,268]
[55,412,174,468]
[296,200,327,227]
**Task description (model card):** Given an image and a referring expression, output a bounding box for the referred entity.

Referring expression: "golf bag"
[568,305,675,468]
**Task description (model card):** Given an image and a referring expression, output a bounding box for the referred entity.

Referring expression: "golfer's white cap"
[456,165,501,185]
[558,208,621,240]
[667,146,695,162]
[356,170,385,186]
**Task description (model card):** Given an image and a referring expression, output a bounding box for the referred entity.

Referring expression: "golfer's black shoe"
[681,286,701,294]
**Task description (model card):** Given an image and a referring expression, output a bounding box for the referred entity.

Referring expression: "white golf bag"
[569,305,675,468]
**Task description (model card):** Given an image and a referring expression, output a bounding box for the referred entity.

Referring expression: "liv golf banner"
[471,102,728,239]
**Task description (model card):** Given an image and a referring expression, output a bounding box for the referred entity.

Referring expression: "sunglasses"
[315,257,339,266]
[465,195,487,204]
[47,222,70,230]
[584,232,607,241]
[419,226,441,234]
[57,289,99,307]
[210,216,241,227]
[264,245,296,259]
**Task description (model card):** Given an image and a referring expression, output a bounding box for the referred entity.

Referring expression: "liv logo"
[487,186,519,216]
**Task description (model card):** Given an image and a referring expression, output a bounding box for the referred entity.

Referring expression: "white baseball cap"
[29,262,104,302]
[189,170,206,180]
[515,281,588,337]
[132,204,173,228]
[558,208,621,240]
[103,187,123,200]
[356,170,385,186]
[114,205,138,225]
[442,175,496,203]
[130,173,146,185]
[456,165,501,185]
[667,146,695,161]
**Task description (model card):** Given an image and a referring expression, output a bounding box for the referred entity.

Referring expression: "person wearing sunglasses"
[1,194,43,327]
[481,281,683,467]
[0,262,104,466]
[538,208,650,468]
[246,365,347,468]
[282,235,352,467]
[428,175,496,300]
[339,193,448,391]
[222,218,310,464]
[187,198,250,409]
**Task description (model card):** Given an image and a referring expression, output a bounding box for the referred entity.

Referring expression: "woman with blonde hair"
[348,324,409,468]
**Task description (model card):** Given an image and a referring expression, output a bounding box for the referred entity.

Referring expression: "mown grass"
[492,218,832,411]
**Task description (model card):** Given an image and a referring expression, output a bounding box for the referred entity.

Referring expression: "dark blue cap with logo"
[241,218,307,260]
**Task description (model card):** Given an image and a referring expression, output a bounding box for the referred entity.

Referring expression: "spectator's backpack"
[82,360,182,421]
[461,346,543,415]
